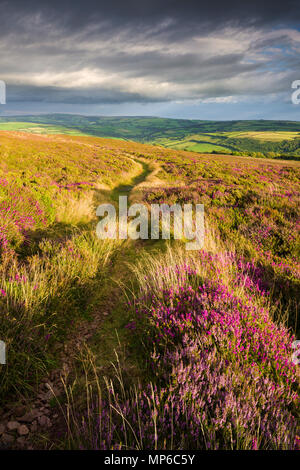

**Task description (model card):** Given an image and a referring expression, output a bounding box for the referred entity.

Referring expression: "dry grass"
[55,191,95,225]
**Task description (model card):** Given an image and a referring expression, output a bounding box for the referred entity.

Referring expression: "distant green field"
[163,139,230,153]
[157,132,232,153]
[0,122,37,131]
[0,121,90,136]
[177,142,230,153]
[223,131,300,141]
[0,115,300,158]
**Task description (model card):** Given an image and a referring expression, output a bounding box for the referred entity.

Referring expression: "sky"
[0,0,300,120]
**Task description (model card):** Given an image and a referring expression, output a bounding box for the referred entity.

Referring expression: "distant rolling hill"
[0,114,300,159]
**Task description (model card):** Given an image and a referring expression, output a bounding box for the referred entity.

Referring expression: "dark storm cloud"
[1,0,300,33]
[0,0,300,109]
[6,84,163,104]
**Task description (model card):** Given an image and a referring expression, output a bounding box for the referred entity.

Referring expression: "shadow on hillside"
[19,160,152,258]
[274,155,300,161]
[18,219,96,257]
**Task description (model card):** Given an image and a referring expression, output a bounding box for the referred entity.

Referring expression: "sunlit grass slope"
[0,132,136,397]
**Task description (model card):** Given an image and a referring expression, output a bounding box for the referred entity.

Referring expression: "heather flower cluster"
[132,260,298,449]
[0,178,47,255]
[75,252,298,450]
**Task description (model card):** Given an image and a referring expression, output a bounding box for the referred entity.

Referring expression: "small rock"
[38,415,51,428]
[30,421,38,433]
[16,437,26,447]
[18,425,29,436]
[39,390,53,401]
[7,421,20,431]
[1,433,14,444]
[19,410,40,423]
[14,405,27,417]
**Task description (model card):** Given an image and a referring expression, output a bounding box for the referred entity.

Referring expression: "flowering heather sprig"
[0,178,47,254]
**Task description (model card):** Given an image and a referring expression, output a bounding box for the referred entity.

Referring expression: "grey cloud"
[6,84,165,104]
[0,0,300,109]
[2,1,300,34]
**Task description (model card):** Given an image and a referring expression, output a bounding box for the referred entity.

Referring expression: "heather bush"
[66,248,298,450]
[0,178,47,255]
[141,156,300,332]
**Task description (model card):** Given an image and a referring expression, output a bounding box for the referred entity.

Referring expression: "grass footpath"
[0,149,167,449]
